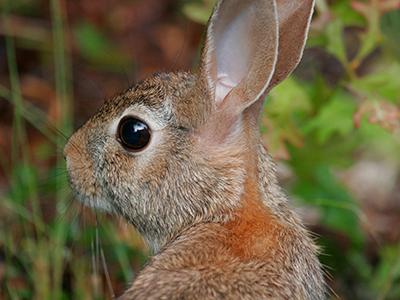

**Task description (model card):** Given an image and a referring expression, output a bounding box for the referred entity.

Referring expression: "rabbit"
[63,0,327,298]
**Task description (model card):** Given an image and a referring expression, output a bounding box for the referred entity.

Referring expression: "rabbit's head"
[64,0,315,253]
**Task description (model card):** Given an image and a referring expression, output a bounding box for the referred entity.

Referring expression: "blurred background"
[1,0,400,299]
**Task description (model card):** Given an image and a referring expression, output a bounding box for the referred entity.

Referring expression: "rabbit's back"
[122,217,324,299]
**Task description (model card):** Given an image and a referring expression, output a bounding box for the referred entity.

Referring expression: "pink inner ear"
[215,74,236,107]
[212,5,254,107]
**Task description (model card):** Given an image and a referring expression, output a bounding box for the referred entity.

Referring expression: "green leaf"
[262,77,311,156]
[356,27,384,64]
[314,166,364,246]
[292,164,365,246]
[267,76,312,115]
[181,0,216,24]
[358,118,400,161]
[381,11,400,61]
[287,132,357,184]
[332,0,366,27]
[325,18,348,66]
[371,244,400,300]
[304,73,334,113]
[351,62,400,103]
[302,93,356,144]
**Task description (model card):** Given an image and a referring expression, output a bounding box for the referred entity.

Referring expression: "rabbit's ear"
[265,0,316,93]
[196,0,314,145]
[199,0,278,110]
[197,0,278,144]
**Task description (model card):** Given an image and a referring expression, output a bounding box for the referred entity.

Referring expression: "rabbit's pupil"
[118,117,151,151]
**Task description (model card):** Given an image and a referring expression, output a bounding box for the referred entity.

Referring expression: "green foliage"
[263,77,311,155]
[302,92,356,144]
[181,0,216,24]
[325,18,349,65]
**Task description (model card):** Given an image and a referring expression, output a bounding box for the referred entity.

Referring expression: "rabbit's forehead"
[93,71,196,131]
[96,86,171,123]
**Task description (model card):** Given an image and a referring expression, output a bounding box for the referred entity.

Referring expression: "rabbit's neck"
[256,142,293,218]
[143,141,291,255]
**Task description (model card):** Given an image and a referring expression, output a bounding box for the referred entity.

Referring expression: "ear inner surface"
[212,1,257,106]
[197,0,279,146]
[213,0,278,110]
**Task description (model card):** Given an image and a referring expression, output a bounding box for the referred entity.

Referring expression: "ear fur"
[196,0,315,145]
[265,0,316,93]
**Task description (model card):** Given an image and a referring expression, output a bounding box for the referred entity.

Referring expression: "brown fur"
[64,0,326,298]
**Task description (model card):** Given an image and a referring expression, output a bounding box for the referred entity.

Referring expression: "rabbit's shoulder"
[122,216,322,299]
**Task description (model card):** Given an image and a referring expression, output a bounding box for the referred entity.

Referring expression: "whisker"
[61,206,84,275]
[91,210,100,297]
[80,72,106,104]
[100,234,116,299]
[128,34,139,86]
[170,17,188,71]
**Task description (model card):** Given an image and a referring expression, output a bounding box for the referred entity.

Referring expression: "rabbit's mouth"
[75,191,115,213]
[65,158,113,213]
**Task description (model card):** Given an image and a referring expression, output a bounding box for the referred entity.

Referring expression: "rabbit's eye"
[117,117,151,151]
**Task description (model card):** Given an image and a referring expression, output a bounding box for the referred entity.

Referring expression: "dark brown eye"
[118,117,151,151]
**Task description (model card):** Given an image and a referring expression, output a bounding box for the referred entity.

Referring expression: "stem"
[2,0,42,223]
[50,0,74,297]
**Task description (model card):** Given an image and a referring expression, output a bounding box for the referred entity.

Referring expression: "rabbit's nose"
[63,131,81,159]
[63,140,71,159]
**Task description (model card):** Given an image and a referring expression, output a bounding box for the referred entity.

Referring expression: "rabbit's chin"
[75,193,116,214]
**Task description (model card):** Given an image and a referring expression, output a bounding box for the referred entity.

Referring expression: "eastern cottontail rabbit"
[64,0,326,298]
